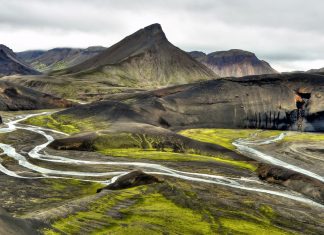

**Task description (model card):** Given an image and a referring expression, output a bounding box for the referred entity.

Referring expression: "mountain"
[0,44,40,77]
[0,80,73,110]
[189,49,278,77]
[54,23,217,88]
[307,67,324,75]
[17,46,106,72]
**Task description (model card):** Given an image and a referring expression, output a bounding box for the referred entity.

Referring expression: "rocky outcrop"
[17,46,106,72]
[0,81,73,110]
[97,170,162,191]
[258,164,324,203]
[189,49,278,77]
[53,23,217,88]
[0,44,40,76]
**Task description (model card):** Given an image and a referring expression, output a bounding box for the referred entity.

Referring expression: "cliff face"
[59,73,324,132]
[189,49,278,77]
[54,24,217,88]
[0,44,40,76]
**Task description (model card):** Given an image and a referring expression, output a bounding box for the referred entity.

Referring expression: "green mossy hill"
[93,133,256,171]
[24,114,107,134]
[24,114,256,171]
[42,183,293,235]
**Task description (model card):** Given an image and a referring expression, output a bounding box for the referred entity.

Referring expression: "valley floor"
[0,110,323,234]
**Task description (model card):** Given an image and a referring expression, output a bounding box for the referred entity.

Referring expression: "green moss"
[24,115,79,134]
[24,114,106,134]
[98,148,256,171]
[259,204,276,219]
[43,178,103,196]
[97,193,216,235]
[284,132,324,142]
[220,217,292,235]
[43,186,216,235]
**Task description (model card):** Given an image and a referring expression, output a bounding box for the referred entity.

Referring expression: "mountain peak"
[144,23,163,34]
[135,23,167,42]
[0,44,14,55]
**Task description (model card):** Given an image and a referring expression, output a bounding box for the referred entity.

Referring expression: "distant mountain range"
[188,49,278,77]
[52,23,216,87]
[17,46,106,72]
[307,67,324,74]
[4,23,324,92]
[0,44,40,76]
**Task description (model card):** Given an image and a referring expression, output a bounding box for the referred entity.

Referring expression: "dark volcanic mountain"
[0,44,40,77]
[0,80,72,110]
[17,46,106,72]
[54,24,217,87]
[59,72,324,132]
[189,49,278,77]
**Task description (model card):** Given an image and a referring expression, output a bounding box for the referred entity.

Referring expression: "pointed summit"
[56,23,216,87]
[143,23,167,39]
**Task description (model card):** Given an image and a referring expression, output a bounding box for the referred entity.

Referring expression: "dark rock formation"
[258,164,324,203]
[97,170,162,192]
[189,49,278,77]
[0,81,73,110]
[53,23,217,87]
[0,44,40,76]
[17,46,106,72]
[59,72,324,132]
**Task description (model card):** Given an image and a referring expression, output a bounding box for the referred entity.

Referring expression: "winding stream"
[0,112,323,208]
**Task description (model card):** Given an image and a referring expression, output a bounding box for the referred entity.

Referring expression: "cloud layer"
[1,0,324,71]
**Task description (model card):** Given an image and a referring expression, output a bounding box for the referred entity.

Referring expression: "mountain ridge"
[0,44,40,76]
[17,46,106,72]
[189,49,278,77]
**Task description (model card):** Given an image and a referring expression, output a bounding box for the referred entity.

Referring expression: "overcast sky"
[1,0,324,72]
